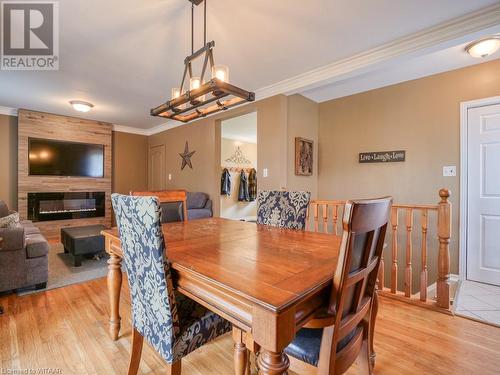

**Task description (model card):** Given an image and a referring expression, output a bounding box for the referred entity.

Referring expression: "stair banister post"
[437,188,451,309]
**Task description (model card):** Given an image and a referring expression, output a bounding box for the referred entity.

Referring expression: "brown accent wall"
[17,110,113,240]
[318,59,500,276]
[0,114,18,210]
[112,131,148,194]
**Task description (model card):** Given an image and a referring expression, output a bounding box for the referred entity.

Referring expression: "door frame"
[459,96,500,281]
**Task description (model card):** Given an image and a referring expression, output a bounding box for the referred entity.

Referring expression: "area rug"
[17,243,109,296]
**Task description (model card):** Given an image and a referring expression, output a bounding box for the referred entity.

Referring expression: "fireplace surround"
[28,192,105,222]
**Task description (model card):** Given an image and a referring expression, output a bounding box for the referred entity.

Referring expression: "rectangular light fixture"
[151,78,255,123]
[150,0,255,123]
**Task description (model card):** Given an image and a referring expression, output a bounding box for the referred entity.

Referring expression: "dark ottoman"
[61,225,105,267]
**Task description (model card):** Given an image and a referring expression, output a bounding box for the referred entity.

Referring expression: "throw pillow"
[0,212,19,228]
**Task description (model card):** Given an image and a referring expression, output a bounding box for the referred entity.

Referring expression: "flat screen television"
[28,138,104,177]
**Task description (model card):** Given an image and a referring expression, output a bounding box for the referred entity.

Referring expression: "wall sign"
[359,150,405,163]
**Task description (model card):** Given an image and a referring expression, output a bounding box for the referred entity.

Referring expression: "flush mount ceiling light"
[69,100,94,113]
[465,36,500,58]
[150,0,255,123]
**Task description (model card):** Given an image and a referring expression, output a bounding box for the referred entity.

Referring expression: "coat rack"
[222,166,255,173]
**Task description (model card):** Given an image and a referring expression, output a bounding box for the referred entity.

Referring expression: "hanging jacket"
[248,168,257,202]
[238,170,250,202]
[221,168,231,196]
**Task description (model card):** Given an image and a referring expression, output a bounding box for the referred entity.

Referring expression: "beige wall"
[220,138,257,219]
[287,94,319,198]
[0,114,18,210]
[318,59,500,278]
[149,114,218,208]
[112,131,149,194]
[149,95,292,216]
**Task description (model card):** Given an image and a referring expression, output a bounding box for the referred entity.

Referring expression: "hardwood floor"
[1,277,499,374]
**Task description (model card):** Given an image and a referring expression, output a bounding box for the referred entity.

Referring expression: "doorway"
[456,97,500,326]
[462,99,500,286]
[220,112,257,220]
[149,144,166,190]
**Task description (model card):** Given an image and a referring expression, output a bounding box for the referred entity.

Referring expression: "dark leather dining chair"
[111,194,231,375]
[284,196,392,374]
[256,190,311,230]
[131,190,188,223]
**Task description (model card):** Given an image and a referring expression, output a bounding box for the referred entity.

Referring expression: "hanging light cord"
[191,1,194,54]
[204,0,207,46]
[190,0,208,54]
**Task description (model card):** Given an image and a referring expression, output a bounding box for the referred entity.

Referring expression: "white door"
[467,103,500,286]
[148,144,166,190]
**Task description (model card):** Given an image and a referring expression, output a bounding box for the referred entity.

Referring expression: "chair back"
[131,190,188,223]
[256,190,311,230]
[111,194,179,363]
[320,196,392,374]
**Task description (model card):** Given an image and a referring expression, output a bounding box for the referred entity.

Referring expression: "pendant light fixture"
[151,0,255,123]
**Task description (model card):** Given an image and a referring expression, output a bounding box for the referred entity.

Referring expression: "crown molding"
[112,124,150,136]
[254,3,500,100]
[144,4,500,133]
[145,120,185,136]
[0,106,18,116]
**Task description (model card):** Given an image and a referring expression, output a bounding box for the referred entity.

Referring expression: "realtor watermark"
[1,1,59,70]
[1,369,62,374]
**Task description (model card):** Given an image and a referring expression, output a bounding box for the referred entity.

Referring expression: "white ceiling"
[221,112,257,144]
[0,0,499,132]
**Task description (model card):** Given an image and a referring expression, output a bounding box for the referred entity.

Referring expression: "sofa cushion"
[23,225,41,235]
[0,226,25,251]
[25,234,49,258]
[20,220,34,227]
[0,212,19,228]
[0,201,9,218]
[186,192,208,210]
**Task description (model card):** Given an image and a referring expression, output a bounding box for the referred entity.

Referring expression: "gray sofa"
[187,192,212,220]
[0,201,49,292]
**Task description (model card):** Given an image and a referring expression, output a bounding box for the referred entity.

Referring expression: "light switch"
[443,166,456,177]
[168,173,172,181]
[263,168,268,178]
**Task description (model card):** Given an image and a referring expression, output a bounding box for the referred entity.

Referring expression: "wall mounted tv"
[28,138,104,177]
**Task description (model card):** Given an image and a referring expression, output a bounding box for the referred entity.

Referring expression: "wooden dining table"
[101,217,378,375]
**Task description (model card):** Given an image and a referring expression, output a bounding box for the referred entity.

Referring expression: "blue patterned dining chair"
[256,190,311,230]
[111,194,231,375]
[284,196,392,374]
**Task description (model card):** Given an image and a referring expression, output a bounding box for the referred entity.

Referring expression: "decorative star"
[179,141,196,170]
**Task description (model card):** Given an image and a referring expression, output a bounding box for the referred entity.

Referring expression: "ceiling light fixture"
[465,36,500,58]
[69,100,94,113]
[150,0,254,123]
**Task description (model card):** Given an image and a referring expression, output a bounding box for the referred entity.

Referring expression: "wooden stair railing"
[307,189,452,311]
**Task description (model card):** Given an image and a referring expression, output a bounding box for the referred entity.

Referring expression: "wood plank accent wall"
[18,110,112,240]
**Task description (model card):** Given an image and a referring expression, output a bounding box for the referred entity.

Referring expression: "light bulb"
[189,77,205,102]
[212,65,229,83]
[171,88,181,99]
[190,77,202,90]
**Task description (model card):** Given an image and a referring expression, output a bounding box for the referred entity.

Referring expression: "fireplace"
[27,192,105,222]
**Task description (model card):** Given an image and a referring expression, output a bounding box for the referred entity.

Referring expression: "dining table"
[101,217,378,375]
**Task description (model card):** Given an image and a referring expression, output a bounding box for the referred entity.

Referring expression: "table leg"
[369,290,379,368]
[257,349,289,375]
[107,253,122,341]
[233,327,250,375]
